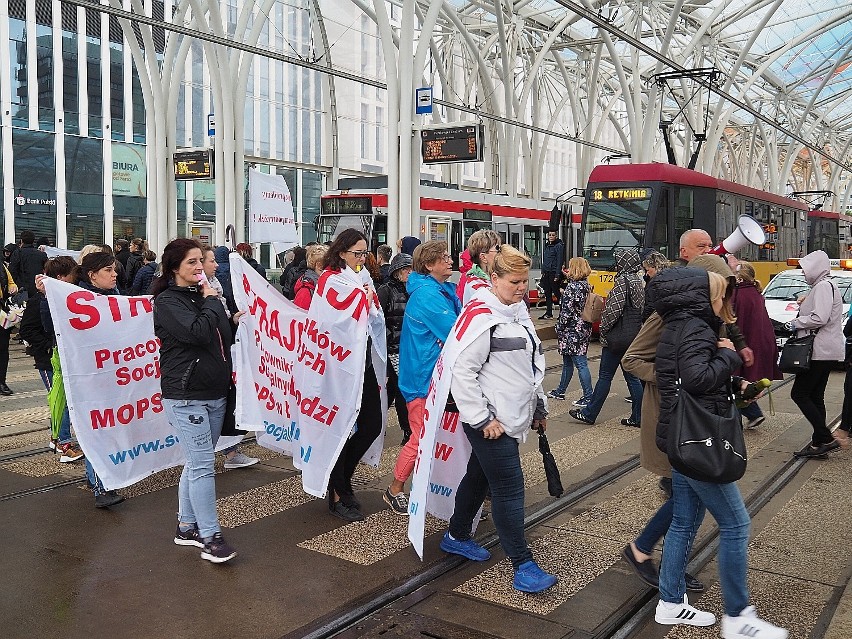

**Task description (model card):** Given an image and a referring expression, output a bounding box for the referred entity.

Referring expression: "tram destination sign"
[591,187,652,201]
[421,125,484,164]
[173,149,214,181]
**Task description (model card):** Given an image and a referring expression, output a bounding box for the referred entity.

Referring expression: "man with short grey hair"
[677,229,713,264]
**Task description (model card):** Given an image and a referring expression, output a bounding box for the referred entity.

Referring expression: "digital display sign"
[320,197,372,215]
[590,187,651,201]
[174,149,214,180]
[421,125,483,164]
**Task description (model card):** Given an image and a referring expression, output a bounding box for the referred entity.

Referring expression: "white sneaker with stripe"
[655,594,716,627]
[722,606,788,639]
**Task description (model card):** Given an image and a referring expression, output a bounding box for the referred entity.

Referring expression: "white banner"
[293,266,387,497]
[408,297,503,559]
[45,280,241,490]
[248,169,298,247]
[230,255,301,455]
[45,246,81,260]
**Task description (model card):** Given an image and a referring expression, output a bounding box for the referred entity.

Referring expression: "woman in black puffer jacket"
[651,267,787,639]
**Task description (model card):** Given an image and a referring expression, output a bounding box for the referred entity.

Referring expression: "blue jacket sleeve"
[421,288,459,344]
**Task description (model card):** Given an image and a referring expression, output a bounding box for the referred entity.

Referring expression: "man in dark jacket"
[236,243,266,280]
[10,230,48,296]
[114,239,131,268]
[540,231,564,319]
[212,246,235,308]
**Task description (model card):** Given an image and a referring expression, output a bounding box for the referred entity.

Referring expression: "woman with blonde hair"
[440,244,556,593]
[652,267,787,638]
[731,261,779,429]
[549,257,594,404]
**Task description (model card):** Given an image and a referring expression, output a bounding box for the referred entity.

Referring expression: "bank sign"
[112,143,147,198]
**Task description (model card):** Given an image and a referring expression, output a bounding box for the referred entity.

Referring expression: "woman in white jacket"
[439,245,557,593]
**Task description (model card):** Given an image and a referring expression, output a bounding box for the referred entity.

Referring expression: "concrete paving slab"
[825,577,852,639]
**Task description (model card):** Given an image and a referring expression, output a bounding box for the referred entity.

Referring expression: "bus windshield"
[582,195,650,270]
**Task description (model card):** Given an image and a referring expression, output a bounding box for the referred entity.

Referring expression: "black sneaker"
[94,490,125,508]
[569,408,594,425]
[685,572,705,592]
[329,500,364,522]
[174,524,205,548]
[659,477,673,498]
[539,313,554,320]
[200,533,237,563]
[621,418,640,427]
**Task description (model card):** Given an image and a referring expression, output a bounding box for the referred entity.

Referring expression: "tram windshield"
[582,192,651,270]
[316,214,373,244]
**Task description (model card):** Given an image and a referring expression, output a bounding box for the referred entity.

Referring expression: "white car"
[763,269,852,343]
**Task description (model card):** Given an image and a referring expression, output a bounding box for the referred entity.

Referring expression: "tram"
[317,178,561,280]
[580,163,851,296]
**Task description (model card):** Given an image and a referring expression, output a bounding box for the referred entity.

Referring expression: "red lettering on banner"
[67,291,99,330]
[325,286,369,321]
[128,297,154,317]
[93,339,161,369]
[90,392,162,429]
[441,411,459,433]
[107,297,121,322]
[435,442,453,461]
[455,302,492,340]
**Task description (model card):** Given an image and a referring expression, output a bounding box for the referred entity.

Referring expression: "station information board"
[421,125,484,164]
[174,149,214,180]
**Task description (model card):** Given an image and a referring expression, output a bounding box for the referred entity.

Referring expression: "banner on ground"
[247,169,298,247]
[44,279,241,490]
[407,298,501,559]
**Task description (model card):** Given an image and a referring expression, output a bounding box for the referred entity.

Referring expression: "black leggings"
[386,365,410,436]
[328,365,383,498]
[791,360,834,446]
[0,326,11,384]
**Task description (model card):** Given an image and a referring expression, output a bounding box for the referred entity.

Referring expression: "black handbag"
[605,288,641,355]
[779,332,815,374]
[667,327,747,483]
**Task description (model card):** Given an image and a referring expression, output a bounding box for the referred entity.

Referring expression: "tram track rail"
[287,373,821,639]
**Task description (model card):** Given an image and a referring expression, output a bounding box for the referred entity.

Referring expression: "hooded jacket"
[130,261,158,295]
[213,246,235,306]
[293,268,319,311]
[653,267,742,454]
[398,272,461,402]
[600,248,644,344]
[790,250,844,361]
[377,276,408,354]
[456,249,474,302]
[400,236,422,256]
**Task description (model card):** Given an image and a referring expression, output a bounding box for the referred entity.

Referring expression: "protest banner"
[292,265,387,497]
[230,255,301,455]
[408,297,503,559]
[45,279,241,490]
[247,169,298,247]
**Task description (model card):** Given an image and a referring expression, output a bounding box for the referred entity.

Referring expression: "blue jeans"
[581,347,643,422]
[85,458,105,495]
[449,423,533,568]
[164,397,227,539]
[659,469,751,617]
[739,401,763,420]
[555,354,593,400]
[634,496,673,555]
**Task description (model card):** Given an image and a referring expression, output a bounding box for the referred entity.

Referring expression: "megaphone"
[709,215,766,255]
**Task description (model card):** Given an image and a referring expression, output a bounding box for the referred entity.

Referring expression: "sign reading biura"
[112,143,147,197]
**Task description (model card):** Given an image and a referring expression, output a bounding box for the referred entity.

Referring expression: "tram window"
[524,225,542,270]
[463,220,492,248]
[583,193,650,270]
[674,187,694,240]
[744,200,754,217]
[652,190,668,255]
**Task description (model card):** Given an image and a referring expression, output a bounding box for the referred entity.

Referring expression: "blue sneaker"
[439,532,491,561]
[513,560,558,593]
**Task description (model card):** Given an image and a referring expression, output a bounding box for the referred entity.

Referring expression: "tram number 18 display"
[591,188,651,201]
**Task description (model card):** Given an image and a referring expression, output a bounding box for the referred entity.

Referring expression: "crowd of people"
[10,221,850,635]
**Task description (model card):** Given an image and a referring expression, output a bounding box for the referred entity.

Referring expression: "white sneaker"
[223,451,260,469]
[722,606,788,639]
[655,595,716,627]
[744,416,765,430]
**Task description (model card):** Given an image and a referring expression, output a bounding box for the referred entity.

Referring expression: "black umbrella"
[538,426,563,497]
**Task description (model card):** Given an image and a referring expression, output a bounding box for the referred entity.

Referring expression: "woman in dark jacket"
[124,238,147,290]
[377,252,412,444]
[652,267,787,639]
[130,250,158,295]
[731,261,781,429]
[550,256,593,404]
[153,238,240,563]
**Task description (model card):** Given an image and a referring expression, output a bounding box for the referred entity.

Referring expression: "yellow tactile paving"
[297,510,446,565]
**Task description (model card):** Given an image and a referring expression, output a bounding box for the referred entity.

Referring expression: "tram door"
[495,223,523,251]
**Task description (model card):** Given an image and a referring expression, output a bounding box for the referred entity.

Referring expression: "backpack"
[281,263,307,300]
[581,290,605,323]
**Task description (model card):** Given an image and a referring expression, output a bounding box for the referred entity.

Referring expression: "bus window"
[524,225,542,269]
[582,188,651,270]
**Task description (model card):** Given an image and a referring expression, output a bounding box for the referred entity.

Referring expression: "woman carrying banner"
[318,229,384,522]
[152,239,238,563]
[441,245,557,593]
[76,251,127,507]
[293,244,328,310]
